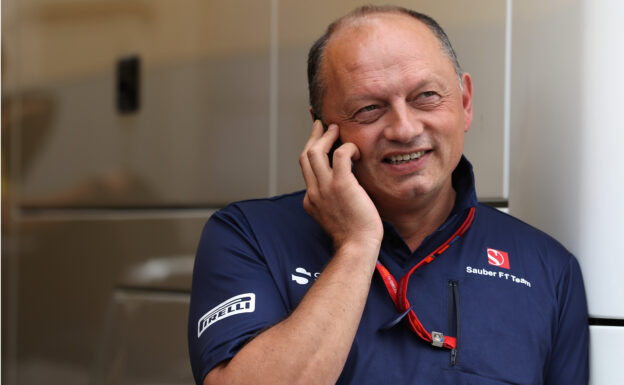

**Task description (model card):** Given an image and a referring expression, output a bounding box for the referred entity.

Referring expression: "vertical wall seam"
[268,0,279,197]
[503,0,512,199]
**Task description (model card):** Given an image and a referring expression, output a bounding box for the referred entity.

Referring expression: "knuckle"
[303,194,318,213]
[305,188,318,202]
[333,147,348,159]
[330,180,346,194]
[299,152,308,165]
[306,147,321,159]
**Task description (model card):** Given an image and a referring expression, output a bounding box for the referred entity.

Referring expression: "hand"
[299,120,383,250]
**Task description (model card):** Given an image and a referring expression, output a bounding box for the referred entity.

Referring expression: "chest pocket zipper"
[448,279,460,366]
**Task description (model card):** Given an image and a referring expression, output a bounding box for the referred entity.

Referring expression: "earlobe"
[309,108,317,122]
[461,73,474,132]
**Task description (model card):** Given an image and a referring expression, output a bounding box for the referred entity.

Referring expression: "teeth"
[388,151,425,164]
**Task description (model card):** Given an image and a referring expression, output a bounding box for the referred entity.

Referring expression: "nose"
[383,102,423,143]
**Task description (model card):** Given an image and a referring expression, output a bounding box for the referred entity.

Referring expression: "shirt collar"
[450,155,479,216]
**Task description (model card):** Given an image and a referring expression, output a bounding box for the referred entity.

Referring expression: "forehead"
[322,13,454,94]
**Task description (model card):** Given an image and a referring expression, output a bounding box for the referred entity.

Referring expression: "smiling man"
[189,6,588,385]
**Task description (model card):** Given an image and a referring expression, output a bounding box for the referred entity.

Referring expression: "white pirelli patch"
[197,293,256,338]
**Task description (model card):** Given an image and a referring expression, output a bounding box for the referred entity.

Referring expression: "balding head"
[307,6,463,122]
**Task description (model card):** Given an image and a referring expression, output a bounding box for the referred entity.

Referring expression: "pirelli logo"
[198,293,256,338]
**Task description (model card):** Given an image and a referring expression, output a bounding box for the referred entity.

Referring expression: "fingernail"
[328,124,337,130]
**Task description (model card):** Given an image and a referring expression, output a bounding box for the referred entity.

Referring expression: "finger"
[333,142,361,178]
[300,151,318,191]
[299,121,325,191]
[307,124,340,185]
[302,120,325,152]
[314,123,340,153]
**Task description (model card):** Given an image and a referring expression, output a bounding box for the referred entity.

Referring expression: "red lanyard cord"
[375,207,475,350]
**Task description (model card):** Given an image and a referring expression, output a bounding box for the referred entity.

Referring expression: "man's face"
[320,13,473,212]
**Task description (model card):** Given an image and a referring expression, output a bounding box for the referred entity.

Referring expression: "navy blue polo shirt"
[188,157,588,385]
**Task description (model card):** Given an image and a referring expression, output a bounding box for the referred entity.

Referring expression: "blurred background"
[2,0,622,384]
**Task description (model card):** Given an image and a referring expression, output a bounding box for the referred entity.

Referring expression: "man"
[188,6,588,385]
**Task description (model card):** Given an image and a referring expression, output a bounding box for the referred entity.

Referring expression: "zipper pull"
[450,348,458,366]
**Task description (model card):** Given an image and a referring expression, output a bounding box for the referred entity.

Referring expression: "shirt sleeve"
[544,255,589,385]
[188,205,289,385]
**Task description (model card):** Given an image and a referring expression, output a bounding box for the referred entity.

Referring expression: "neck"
[378,183,457,253]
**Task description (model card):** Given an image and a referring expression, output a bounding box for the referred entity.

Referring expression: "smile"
[385,151,426,165]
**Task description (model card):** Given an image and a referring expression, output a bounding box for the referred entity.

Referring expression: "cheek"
[340,129,377,155]
[443,130,466,167]
[426,114,465,146]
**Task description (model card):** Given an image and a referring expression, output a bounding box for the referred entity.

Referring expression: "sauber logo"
[291,267,320,285]
[197,293,255,338]
[487,248,510,269]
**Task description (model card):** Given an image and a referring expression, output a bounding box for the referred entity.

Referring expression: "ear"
[309,107,317,122]
[460,73,473,133]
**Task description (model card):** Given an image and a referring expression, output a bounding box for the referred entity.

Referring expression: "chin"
[358,169,442,200]
[399,186,435,200]
[373,183,433,203]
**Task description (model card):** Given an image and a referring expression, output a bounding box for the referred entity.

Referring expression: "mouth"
[383,150,428,165]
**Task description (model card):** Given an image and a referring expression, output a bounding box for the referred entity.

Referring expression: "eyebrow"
[341,74,447,109]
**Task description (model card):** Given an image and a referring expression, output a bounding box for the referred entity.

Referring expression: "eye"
[353,104,384,124]
[418,91,438,99]
[411,91,441,110]
[359,105,378,113]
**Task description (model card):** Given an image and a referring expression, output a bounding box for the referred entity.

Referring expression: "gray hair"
[307,5,463,122]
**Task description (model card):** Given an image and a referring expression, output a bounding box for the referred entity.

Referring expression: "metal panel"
[276,0,508,199]
[15,214,208,385]
[509,0,624,318]
[589,326,624,385]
